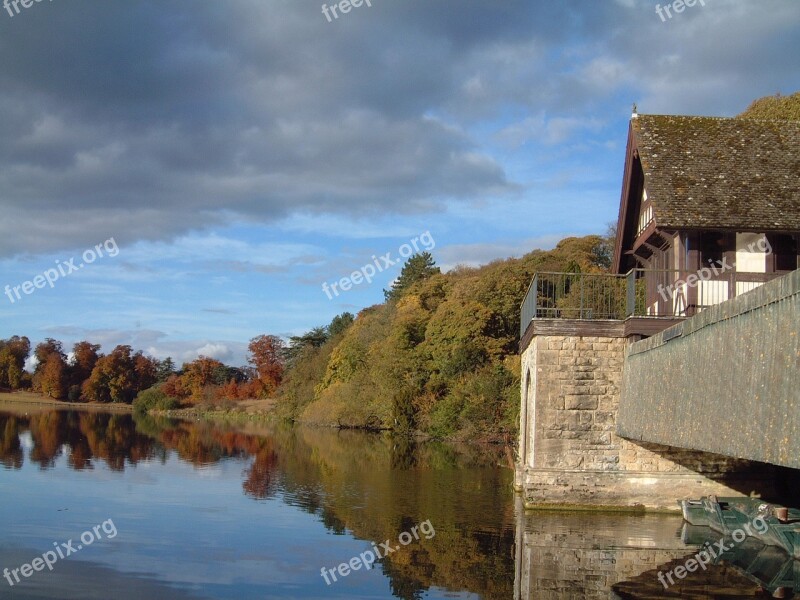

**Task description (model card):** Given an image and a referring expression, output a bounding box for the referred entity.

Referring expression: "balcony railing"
[520,269,788,337]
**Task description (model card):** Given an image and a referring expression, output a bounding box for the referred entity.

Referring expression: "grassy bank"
[0,391,133,414]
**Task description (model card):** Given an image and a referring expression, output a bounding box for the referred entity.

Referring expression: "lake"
[0,409,791,599]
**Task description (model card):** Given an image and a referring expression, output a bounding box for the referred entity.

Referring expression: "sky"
[0,0,798,368]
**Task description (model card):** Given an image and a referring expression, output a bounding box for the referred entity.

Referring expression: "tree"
[133,352,158,392]
[34,338,66,369]
[156,357,176,383]
[248,335,285,397]
[738,91,800,121]
[590,222,616,271]
[33,339,67,396]
[162,374,188,399]
[284,327,329,366]
[328,312,355,338]
[40,354,67,399]
[0,336,30,390]
[180,356,226,400]
[83,345,139,404]
[384,252,440,301]
[70,341,101,389]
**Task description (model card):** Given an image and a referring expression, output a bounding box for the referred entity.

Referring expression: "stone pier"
[515,320,776,512]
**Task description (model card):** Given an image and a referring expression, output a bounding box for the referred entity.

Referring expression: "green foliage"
[327,312,354,337]
[133,386,181,414]
[384,252,440,301]
[427,364,518,438]
[156,357,176,383]
[276,340,336,421]
[279,234,607,439]
[284,327,330,367]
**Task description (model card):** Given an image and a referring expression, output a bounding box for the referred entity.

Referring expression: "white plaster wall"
[736,232,768,273]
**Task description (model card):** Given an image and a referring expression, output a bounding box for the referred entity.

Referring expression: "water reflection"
[0,410,516,599]
[0,410,797,599]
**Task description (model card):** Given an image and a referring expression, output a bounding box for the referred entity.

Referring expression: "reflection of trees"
[142,421,281,499]
[0,415,24,469]
[74,413,158,470]
[0,410,515,600]
[29,411,68,468]
[2,412,160,471]
[269,427,516,600]
[242,441,278,499]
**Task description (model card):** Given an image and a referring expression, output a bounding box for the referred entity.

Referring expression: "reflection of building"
[613,112,800,317]
[511,495,785,599]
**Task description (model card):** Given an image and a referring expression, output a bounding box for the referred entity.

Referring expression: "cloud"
[0,1,524,258]
[192,343,233,362]
[2,1,794,258]
[437,234,568,271]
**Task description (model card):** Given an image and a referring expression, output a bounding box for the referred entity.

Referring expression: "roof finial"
[631,103,638,119]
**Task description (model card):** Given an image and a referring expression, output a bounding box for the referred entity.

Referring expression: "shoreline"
[0,391,133,413]
[0,391,513,446]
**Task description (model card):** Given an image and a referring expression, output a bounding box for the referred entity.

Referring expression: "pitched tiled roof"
[632,115,800,230]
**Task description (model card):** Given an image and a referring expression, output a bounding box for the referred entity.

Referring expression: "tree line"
[0,334,287,406]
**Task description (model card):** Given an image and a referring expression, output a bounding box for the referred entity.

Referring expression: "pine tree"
[383,252,440,301]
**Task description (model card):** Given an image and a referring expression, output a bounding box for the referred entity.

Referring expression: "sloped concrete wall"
[618,269,800,469]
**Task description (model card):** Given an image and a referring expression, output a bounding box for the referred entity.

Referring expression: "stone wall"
[515,320,775,511]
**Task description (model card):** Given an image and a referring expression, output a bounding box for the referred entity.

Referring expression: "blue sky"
[0,0,798,367]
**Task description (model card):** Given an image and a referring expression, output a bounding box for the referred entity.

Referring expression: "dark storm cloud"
[0,0,797,257]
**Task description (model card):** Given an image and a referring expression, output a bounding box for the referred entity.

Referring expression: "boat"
[680,495,800,560]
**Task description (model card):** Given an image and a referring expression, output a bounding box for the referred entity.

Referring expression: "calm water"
[0,409,794,599]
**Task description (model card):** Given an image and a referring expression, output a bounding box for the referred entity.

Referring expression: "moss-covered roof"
[632,114,800,231]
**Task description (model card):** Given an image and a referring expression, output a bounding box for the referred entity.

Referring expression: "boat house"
[515,110,800,510]
[613,112,800,319]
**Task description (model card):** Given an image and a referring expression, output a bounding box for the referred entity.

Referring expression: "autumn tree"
[34,339,66,368]
[33,339,68,399]
[69,341,101,397]
[162,374,188,399]
[133,352,158,392]
[0,336,30,390]
[179,356,227,400]
[248,335,285,397]
[83,345,139,404]
[40,354,68,399]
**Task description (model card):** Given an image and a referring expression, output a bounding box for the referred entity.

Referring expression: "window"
[771,234,798,272]
[700,232,728,268]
